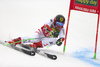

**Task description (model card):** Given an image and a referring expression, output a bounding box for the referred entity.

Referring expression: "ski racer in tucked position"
[0,15,65,59]
[8,14,66,49]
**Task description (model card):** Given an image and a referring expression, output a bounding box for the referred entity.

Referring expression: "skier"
[8,14,65,49]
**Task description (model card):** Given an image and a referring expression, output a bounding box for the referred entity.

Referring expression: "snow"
[0,0,100,67]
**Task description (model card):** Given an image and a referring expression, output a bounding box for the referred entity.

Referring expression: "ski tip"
[22,49,35,56]
[46,53,57,60]
[30,51,35,56]
[52,55,57,60]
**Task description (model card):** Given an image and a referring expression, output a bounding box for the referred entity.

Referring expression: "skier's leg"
[28,38,57,48]
[8,29,42,45]
[20,28,43,44]
[41,38,57,48]
[21,33,41,43]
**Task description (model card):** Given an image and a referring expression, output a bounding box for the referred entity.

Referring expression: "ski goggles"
[56,22,64,27]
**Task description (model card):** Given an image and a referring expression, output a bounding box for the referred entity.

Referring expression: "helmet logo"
[60,17,64,22]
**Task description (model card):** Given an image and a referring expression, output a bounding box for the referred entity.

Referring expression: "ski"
[36,50,57,60]
[0,41,35,56]
[20,44,57,60]
[0,40,57,60]
[11,45,35,56]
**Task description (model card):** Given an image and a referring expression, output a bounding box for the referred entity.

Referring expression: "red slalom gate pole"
[63,9,71,53]
[94,14,100,59]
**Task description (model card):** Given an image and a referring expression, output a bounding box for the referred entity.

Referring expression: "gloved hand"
[56,38,64,46]
[50,31,59,38]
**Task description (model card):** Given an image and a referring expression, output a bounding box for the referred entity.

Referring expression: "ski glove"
[50,31,59,38]
[56,38,64,46]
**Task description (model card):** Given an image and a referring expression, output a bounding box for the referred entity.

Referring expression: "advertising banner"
[70,0,100,14]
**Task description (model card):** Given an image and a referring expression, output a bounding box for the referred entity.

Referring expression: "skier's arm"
[43,24,52,32]
[45,25,59,38]
[56,28,65,46]
[41,24,58,37]
[49,31,59,38]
